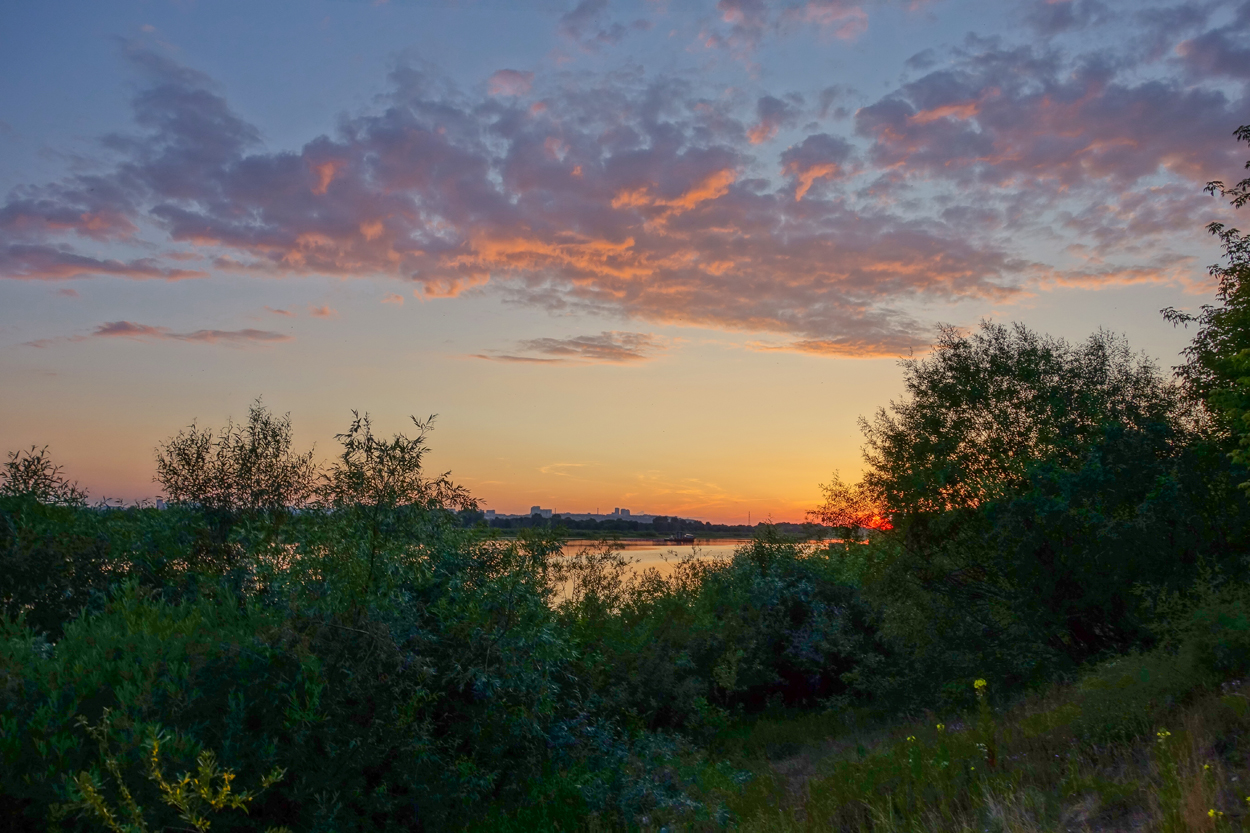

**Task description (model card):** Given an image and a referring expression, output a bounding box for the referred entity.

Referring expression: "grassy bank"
[683,618,1250,832]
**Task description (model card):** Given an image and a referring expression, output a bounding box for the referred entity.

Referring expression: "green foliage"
[845,315,1248,705]
[1165,124,1250,485]
[1138,563,1250,682]
[5,312,1250,831]
[1,446,88,506]
[1064,649,1202,745]
[555,532,894,733]
[861,320,1183,514]
[64,709,290,833]
[155,398,317,514]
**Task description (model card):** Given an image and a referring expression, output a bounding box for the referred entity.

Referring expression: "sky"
[1,0,1249,522]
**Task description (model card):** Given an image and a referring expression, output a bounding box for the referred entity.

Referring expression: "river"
[559,538,755,575]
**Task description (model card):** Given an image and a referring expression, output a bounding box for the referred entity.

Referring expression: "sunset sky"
[2,0,1248,522]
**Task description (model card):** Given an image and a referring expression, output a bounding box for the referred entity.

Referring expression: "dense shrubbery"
[2,416,869,830]
[554,535,892,734]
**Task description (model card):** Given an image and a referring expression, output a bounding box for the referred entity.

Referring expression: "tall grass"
[708,636,1250,832]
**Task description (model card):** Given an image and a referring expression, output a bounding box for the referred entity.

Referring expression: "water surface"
[559,538,755,575]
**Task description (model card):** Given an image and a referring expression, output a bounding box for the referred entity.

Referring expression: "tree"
[303,412,477,617]
[318,412,475,513]
[0,446,87,506]
[860,321,1183,516]
[849,322,1197,679]
[1164,124,1250,481]
[808,471,889,538]
[154,398,317,513]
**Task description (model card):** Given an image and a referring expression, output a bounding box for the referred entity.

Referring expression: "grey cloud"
[517,331,665,362]
[92,320,291,344]
[25,320,292,348]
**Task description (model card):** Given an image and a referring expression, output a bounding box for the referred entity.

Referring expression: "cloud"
[700,0,771,62]
[5,23,1245,358]
[0,244,207,281]
[854,42,1248,199]
[702,0,878,63]
[55,287,79,298]
[749,335,924,358]
[779,0,869,42]
[265,305,294,316]
[25,320,293,348]
[1023,0,1111,36]
[478,331,667,364]
[0,50,1026,355]
[519,331,665,362]
[92,321,292,344]
[747,95,800,144]
[381,292,404,305]
[539,462,591,475]
[470,353,563,364]
[1175,5,1250,81]
[780,133,853,199]
[488,69,535,97]
[308,304,338,318]
[558,0,648,52]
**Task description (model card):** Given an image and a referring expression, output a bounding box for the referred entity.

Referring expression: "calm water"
[559,538,755,575]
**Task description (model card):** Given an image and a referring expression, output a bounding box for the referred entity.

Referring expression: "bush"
[556,531,895,734]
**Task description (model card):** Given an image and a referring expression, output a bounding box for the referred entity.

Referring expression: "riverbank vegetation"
[3,128,1250,831]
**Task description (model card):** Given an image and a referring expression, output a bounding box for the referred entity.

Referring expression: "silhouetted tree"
[1164,124,1250,482]
[155,398,317,513]
[861,321,1184,515]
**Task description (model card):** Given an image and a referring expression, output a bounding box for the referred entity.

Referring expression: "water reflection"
[559,538,754,575]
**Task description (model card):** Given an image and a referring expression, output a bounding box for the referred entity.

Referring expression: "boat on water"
[663,533,697,544]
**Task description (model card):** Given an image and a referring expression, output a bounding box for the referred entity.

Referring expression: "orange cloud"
[611,169,736,216]
[747,122,778,144]
[908,100,981,124]
[748,337,920,359]
[309,160,344,195]
[792,163,840,201]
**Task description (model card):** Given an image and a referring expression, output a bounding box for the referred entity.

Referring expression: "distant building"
[483,507,655,523]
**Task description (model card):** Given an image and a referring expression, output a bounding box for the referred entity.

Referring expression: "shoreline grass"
[685,645,1250,832]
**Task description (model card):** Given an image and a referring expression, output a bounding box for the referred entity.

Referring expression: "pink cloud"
[381,293,404,305]
[780,1,868,42]
[488,69,535,97]
[308,304,338,318]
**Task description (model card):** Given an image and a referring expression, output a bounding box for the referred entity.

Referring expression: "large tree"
[860,321,1183,516]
